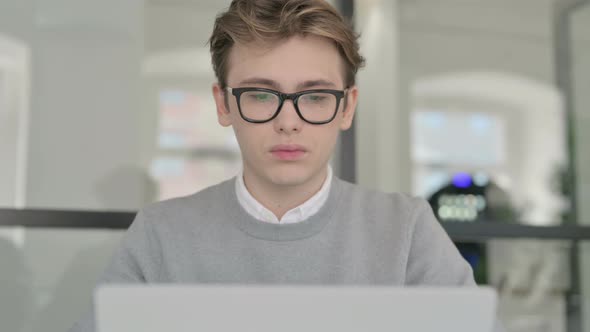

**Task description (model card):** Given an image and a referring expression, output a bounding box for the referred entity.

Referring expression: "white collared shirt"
[235,166,333,224]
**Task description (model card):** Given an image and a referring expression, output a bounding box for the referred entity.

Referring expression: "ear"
[339,86,358,131]
[212,83,233,127]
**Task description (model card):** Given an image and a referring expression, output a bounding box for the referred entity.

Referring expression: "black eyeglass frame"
[226,87,348,125]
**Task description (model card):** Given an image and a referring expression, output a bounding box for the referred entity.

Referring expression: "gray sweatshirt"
[69,176,478,332]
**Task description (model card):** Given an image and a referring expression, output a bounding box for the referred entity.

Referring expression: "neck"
[242,167,329,220]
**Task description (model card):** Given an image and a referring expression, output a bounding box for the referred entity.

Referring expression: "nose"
[273,99,304,134]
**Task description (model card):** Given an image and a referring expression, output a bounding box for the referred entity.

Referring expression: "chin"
[264,167,316,187]
[267,173,311,187]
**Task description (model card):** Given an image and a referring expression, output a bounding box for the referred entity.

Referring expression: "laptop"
[95,285,498,332]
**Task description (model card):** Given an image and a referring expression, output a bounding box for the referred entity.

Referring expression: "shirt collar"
[235,166,333,224]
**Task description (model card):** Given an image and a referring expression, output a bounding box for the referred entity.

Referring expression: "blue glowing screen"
[452,173,472,188]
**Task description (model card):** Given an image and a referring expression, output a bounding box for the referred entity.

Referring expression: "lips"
[270,144,306,152]
[270,144,307,161]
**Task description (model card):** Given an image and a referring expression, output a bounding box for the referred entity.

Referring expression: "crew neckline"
[222,175,345,241]
[235,166,333,224]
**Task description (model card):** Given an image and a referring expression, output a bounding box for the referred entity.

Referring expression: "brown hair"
[209,0,365,88]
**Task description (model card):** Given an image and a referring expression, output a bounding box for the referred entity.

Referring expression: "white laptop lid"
[96,285,497,332]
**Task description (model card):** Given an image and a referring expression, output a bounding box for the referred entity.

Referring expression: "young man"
[70,0,477,331]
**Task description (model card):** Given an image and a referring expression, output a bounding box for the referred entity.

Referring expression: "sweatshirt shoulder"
[138,177,234,223]
[336,177,431,220]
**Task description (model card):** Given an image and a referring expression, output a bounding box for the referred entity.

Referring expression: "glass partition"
[354,0,590,331]
[0,0,241,211]
[1,0,590,331]
[0,226,124,332]
[2,222,589,332]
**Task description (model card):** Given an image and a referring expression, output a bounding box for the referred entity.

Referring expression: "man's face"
[212,35,358,189]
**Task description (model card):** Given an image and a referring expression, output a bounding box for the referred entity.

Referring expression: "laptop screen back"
[96,285,497,332]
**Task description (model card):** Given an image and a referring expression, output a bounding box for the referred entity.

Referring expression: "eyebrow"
[237,77,338,90]
[299,79,337,90]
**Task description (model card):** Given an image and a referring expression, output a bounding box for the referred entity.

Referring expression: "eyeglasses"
[225,87,348,125]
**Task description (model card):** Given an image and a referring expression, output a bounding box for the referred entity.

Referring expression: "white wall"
[0,35,29,208]
[0,0,146,211]
[571,3,590,332]
[355,0,405,193]
[26,1,145,211]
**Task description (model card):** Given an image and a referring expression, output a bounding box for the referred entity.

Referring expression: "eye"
[302,93,327,103]
[248,93,274,102]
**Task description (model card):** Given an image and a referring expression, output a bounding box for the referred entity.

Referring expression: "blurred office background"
[0,0,589,331]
